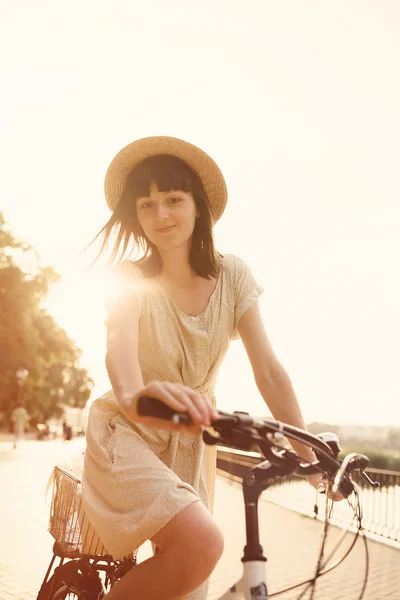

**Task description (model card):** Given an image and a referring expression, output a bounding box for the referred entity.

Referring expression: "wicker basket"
[48,466,110,557]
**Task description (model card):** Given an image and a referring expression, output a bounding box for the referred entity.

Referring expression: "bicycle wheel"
[47,576,86,600]
[40,565,104,600]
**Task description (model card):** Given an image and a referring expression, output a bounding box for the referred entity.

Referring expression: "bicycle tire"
[40,565,103,600]
[46,577,85,600]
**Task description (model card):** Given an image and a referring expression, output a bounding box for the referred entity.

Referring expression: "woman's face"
[136,181,198,252]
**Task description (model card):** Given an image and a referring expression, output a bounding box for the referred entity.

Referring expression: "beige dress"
[82,253,263,598]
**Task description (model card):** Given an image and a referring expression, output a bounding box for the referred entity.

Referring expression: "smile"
[156,225,177,233]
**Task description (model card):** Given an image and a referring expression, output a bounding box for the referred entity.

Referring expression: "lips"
[156,225,176,233]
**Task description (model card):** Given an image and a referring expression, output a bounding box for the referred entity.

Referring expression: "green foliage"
[307,422,342,436]
[308,420,400,471]
[340,447,400,471]
[0,213,94,427]
[384,427,400,450]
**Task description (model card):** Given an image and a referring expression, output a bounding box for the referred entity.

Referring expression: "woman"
[82,136,321,600]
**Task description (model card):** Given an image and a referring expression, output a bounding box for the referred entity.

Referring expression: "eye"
[168,196,182,204]
[139,201,153,209]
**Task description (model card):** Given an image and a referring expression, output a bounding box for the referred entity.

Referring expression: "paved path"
[0,437,399,599]
[0,436,85,600]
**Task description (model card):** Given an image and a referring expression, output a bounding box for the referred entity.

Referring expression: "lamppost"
[54,388,65,438]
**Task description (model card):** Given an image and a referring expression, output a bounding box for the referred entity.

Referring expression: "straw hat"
[104,136,227,223]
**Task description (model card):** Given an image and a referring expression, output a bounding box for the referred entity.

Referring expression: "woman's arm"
[106,289,217,429]
[105,291,144,416]
[237,301,316,463]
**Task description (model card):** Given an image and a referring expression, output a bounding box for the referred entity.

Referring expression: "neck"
[157,244,195,285]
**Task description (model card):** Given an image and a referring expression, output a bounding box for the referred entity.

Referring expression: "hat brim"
[104,136,227,224]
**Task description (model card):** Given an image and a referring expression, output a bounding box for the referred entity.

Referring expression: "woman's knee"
[152,501,224,586]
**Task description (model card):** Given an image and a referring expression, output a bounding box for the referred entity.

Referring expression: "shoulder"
[221,253,263,305]
[107,260,145,292]
[109,260,144,281]
[221,253,252,281]
[105,261,145,311]
[221,253,243,271]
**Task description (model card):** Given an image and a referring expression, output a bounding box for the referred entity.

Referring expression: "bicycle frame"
[219,563,267,600]
[217,457,299,599]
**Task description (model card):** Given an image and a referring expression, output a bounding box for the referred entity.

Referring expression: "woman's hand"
[307,473,345,502]
[125,380,219,434]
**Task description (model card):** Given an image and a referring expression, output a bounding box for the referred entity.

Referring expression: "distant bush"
[308,422,341,436]
[340,446,400,471]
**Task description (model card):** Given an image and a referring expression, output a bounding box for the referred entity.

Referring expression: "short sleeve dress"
[82,253,263,594]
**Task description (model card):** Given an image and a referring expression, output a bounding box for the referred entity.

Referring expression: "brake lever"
[360,471,380,488]
[341,454,380,489]
[331,453,381,497]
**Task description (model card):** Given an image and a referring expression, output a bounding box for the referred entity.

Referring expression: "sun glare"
[102,263,144,310]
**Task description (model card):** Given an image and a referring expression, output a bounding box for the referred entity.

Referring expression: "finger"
[184,389,211,425]
[162,382,206,424]
[184,423,204,435]
[165,382,211,425]
[177,384,216,424]
[319,481,344,502]
[141,381,188,413]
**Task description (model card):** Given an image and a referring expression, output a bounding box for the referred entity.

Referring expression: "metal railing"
[217,447,400,547]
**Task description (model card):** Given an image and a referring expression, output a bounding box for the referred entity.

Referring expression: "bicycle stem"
[241,457,299,564]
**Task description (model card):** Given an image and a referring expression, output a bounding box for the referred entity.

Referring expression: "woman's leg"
[105,501,224,600]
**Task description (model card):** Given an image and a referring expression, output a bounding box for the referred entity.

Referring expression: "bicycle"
[37,465,137,600]
[37,397,379,600]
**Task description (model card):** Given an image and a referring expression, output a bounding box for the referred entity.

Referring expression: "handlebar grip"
[137,396,195,426]
[137,396,179,420]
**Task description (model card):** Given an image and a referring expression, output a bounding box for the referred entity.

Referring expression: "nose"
[155,202,170,220]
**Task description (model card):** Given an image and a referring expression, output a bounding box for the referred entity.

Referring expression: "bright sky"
[1,1,399,426]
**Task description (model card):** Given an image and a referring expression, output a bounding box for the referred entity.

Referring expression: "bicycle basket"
[49,466,109,557]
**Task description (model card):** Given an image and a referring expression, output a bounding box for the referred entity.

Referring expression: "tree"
[384,428,400,451]
[0,213,94,427]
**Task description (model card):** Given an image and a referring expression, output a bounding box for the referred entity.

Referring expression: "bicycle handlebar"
[137,396,379,497]
[137,396,332,453]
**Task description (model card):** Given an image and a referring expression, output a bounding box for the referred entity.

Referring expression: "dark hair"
[91,155,221,279]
